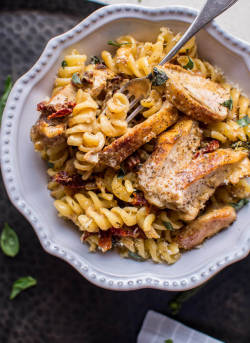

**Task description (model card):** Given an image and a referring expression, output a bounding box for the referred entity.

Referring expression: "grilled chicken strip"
[138,118,250,220]
[99,101,179,169]
[163,63,230,123]
[174,206,236,250]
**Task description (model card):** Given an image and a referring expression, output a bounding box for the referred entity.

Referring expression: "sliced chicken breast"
[139,123,249,220]
[174,206,236,250]
[163,63,230,123]
[99,101,179,169]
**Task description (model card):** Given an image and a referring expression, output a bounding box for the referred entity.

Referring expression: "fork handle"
[158,0,239,66]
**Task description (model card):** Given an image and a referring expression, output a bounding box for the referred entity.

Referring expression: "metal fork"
[121,0,239,123]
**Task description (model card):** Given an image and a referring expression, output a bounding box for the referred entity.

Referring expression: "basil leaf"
[117,168,125,179]
[10,276,37,300]
[0,75,13,124]
[128,251,145,261]
[183,57,194,70]
[0,223,19,257]
[237,115,250,128]
[163,221,174,231]
[71,73,82,87]
[90,56,101,64]
[47,162,54,168]
[168,285,204,315]
[107,40,131,47]
[230,199,249,211]
[221,98,233,111]
[61,60,67,68]
[152,67,168,86]
[165,340,173,343]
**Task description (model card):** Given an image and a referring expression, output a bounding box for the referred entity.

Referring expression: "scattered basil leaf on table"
[152,67,168,86]
[183,57,194,70]
[163,221,175,231]
[107,40,131,47]
[165,340,173,343]
[237,115,250,127]
[71,73,82,87]
[0,75,13,124]
[10,276,37,300]
[0,222,19,257]
[230,199,249,211]
[168,285,204,315]
[221,98,233,111]
[61,60,68,68]
[90,56,101,64]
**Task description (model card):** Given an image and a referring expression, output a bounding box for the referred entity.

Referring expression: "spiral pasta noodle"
[99,92,129,137]
[53,49,87,95]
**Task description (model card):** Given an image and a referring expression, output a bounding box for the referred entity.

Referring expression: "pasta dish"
[30,28,250,264]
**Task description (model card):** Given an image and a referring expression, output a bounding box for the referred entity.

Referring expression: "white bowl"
[1,4,250,291]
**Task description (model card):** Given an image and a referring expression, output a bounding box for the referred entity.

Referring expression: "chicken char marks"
[138,117,250,221]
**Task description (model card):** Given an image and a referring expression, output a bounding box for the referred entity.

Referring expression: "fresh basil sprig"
[10,276,37,300]
[230,199,249,211]
[163,221,175,231]
[165,340,173,343]
[0,76,13,124]
[237,115,250,128]
[183,57,194,70]
[221,98,233,111]
[152,67,168,86]
[61,60,68,68]
[107,40,131,47]
[0,223,19,257]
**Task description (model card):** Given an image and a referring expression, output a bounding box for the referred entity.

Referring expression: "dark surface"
[0,1,249,342]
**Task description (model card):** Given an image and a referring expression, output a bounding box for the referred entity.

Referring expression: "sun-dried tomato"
[99,231,112,252]
[110,226,144,238]
[131,191,149,207]
[53,171,96,189]
[194,140,220,159]
[47,107,73,120]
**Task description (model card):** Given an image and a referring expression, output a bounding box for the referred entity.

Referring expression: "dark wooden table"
[0,1,249,342]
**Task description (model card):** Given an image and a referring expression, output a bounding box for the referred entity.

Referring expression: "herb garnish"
[237,115,250,127]
[107,40,131,47]
[128,251,145,261]
[48,162,54,168]
[230,199,249,211]
[10,276,37,300]
[183,57,194,70]
[165,340,173,343]
[0,76,13,124]
[90,56,101,64]
[163,221,174,231]
[221,98,233,111]
[61,60,68,68]
[117,168,126,179]
[71,73,82,87]
[152,67,168,86]
[0,223,19,257]
[168,285,204,315]
[231,140,250,151]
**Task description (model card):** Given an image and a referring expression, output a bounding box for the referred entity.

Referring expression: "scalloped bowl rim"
[1,4,250,291]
